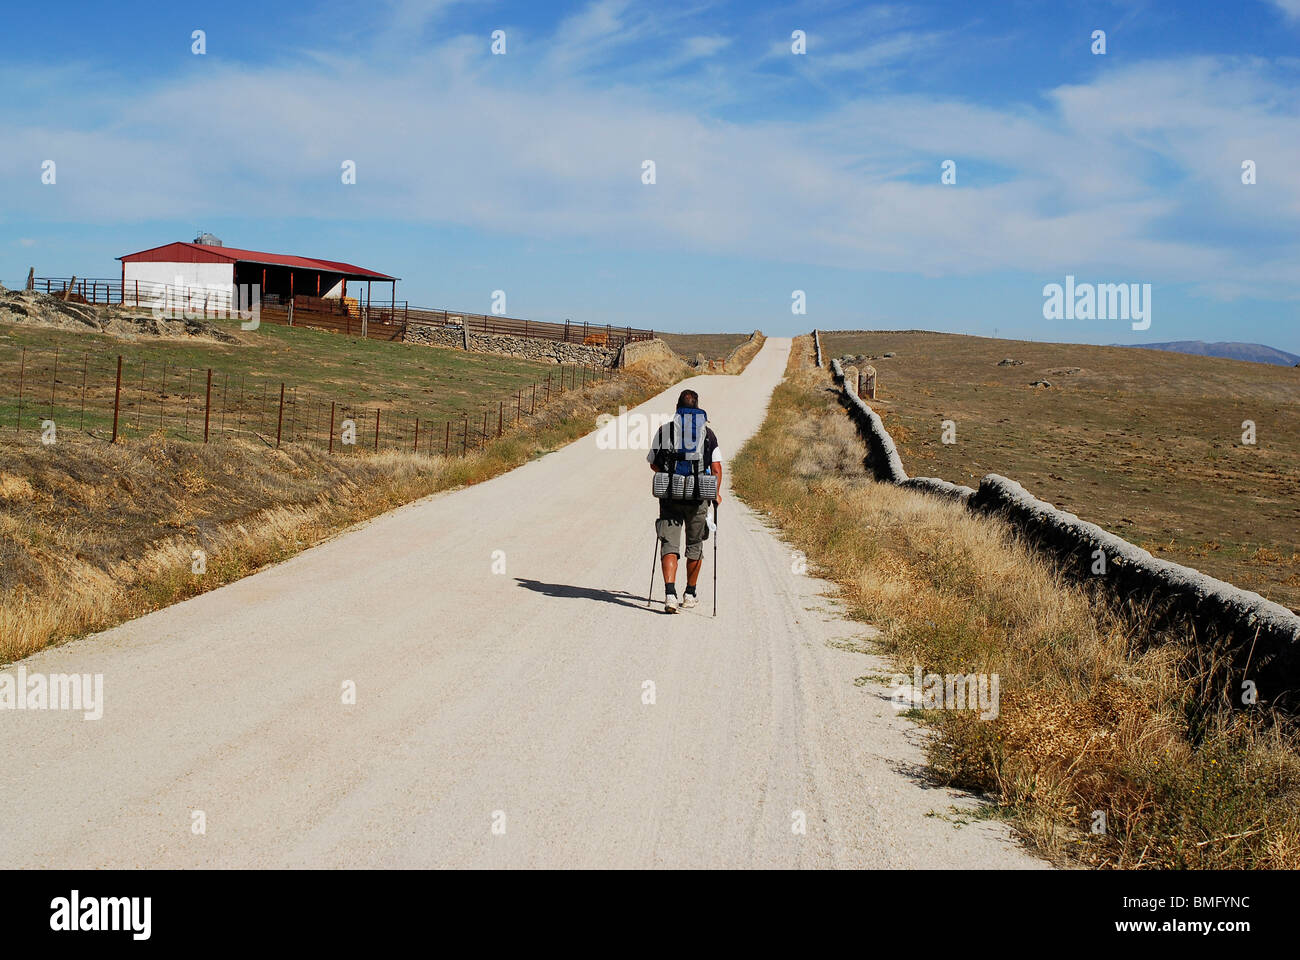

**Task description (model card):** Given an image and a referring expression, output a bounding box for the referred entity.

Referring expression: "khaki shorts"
[657,499,710,560]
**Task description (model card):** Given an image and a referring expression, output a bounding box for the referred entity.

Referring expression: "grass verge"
[731,336,1300,869]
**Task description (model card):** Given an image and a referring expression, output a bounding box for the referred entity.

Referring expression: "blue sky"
[2,0,1298,349]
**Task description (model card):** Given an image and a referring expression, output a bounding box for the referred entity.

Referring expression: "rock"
[0,288,237,342]
[1030,380,1052,388]
[882,351,896,358]
[997,358,1023,366]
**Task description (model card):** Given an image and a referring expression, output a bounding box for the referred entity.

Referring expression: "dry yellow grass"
[731,336,1300,869]
[1,358,680,666]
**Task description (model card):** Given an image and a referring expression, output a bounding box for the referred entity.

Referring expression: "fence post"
[79,353,88,431]
[16,348,27,437]
[276,383,285,447]
[136,361,147,431]
[203,368,213,443]
[445,420,450,457]
[461,414,467,457]
[159,362,168,432]
[531,383,537,414]
[374,408,380,451]
[413,416,419,453]
[220,373,230,436]
[48,346,59,418]
[498,401,503,438]
[329,402,336,454]
[112,355,124,443]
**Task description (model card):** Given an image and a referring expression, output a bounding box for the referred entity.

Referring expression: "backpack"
[652,407,717,501]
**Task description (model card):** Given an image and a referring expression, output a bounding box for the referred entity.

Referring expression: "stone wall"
[616,337,679,368]
[830,358,908,483]
[827,358,1300,692]
[404,322,618,365]
[722,331,765,373]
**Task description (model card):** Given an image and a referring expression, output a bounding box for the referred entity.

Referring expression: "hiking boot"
[664,593,680,614]
[681,592,699,609]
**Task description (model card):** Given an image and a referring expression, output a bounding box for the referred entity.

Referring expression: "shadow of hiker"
[514,578,651,611]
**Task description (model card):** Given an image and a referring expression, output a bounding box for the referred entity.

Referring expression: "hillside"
[1124,340,1300,366]
[821,330,1300,611]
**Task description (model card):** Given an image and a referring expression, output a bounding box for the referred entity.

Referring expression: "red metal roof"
[119,242,398,281]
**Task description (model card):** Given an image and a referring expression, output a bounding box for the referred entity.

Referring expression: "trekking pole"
[646,530,659,608]
[713,500,720,617]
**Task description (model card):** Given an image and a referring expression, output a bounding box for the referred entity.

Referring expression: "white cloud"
[682,35,731,59]
[1268,0,1300,20]
[2,9,1297,300]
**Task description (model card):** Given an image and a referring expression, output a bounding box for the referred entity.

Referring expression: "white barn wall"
[124,261,233,293]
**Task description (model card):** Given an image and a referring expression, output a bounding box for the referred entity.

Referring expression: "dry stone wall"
[404,322,617,365]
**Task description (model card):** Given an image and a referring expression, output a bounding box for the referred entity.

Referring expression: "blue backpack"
[672,406,708,474]
[653,407,716,500]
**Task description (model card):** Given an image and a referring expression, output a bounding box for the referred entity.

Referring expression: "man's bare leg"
[662,552,679,586]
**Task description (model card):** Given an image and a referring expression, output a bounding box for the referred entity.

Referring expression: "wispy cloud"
[2,0,1297,303]
[1267,0,1300,21]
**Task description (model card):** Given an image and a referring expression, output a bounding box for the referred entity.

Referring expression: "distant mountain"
[1121,340,1300,366]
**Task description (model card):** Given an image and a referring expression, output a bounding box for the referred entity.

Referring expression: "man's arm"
[648,423,665,471]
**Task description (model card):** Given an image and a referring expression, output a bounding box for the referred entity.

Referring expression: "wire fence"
[0,344,616,458]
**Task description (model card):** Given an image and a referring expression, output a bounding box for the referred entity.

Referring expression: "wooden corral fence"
[26,277,655,349]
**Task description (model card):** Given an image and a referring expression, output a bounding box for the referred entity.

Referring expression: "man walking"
[647,389,722,613]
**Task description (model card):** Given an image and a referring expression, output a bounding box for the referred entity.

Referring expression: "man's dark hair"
[677,389,699,408]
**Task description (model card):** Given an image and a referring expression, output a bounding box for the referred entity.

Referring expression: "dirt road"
[0,338,1041,868]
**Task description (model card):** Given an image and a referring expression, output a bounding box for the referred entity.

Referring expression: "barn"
[118,236,399,306]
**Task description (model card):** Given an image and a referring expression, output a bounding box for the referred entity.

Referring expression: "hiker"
[647,389,722,613]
